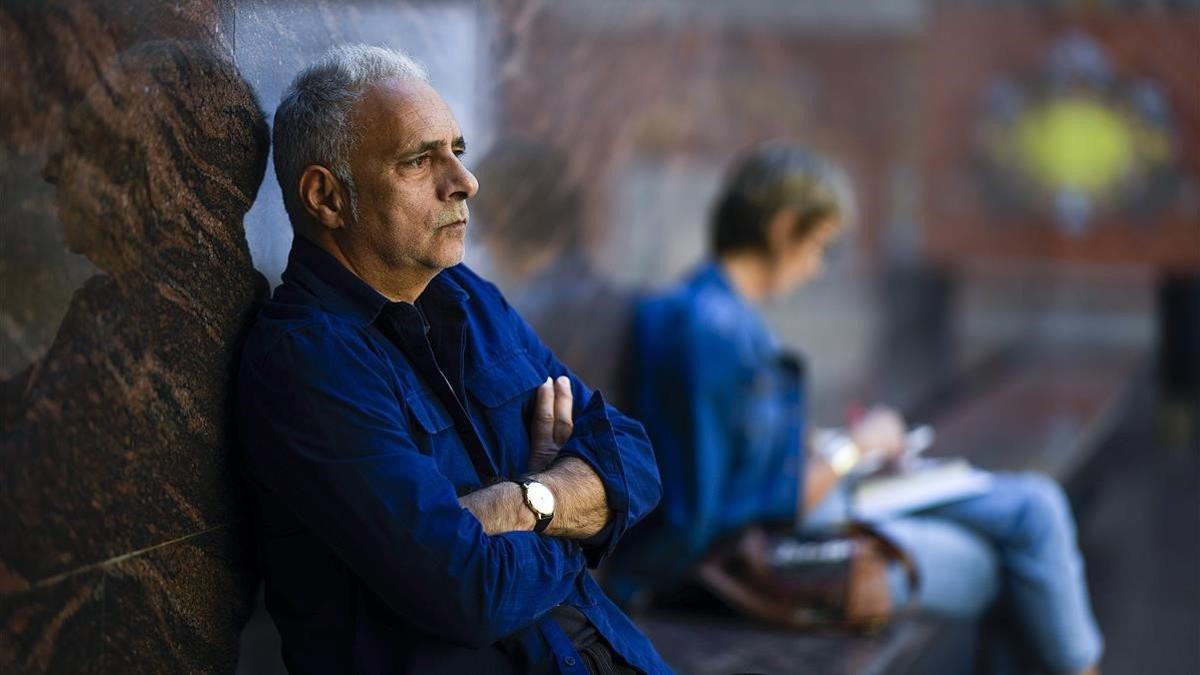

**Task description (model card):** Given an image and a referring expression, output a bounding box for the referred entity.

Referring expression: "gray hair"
[272,45,428,227]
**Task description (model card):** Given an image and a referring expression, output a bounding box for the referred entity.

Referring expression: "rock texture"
[0,2,268,672]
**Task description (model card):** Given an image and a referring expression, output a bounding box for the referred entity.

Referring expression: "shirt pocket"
[403,387,484,483]
[465,350,546,471]
[404,387,454,439]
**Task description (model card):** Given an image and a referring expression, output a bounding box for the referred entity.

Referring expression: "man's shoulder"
[442,264,547,367]
[240,292,374,372]
[442,263,504,304]
[441,263,519,325]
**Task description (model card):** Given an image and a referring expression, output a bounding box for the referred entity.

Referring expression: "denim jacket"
[236,237,666,674]
[606,261,806,603]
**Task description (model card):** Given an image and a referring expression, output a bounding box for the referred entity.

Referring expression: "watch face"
[526,482,555,516]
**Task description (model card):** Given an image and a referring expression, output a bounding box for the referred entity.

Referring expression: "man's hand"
[528,376,573,473]
[460,374,610,539]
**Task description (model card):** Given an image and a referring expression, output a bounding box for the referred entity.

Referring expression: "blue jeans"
[807,473,1103,672]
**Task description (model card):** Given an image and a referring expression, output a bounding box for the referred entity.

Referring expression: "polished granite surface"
[2,2,266,671]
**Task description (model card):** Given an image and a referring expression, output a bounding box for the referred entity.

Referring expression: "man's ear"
[298,165,350,230]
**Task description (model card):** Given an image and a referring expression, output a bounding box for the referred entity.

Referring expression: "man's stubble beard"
[436,202,469,228]
[355,201,470,273]
[378,227,467,273]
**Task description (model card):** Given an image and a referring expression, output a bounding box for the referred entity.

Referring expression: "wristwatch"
[815,431,863,478]
[517,477,555,533]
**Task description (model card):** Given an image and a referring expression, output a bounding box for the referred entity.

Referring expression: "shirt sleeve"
[507,303,663,568]
[237,324,587,648]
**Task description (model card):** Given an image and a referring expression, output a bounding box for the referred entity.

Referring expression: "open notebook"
[852,458,993,521]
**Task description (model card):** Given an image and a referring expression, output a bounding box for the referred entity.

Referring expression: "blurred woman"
[606,142,1102,674]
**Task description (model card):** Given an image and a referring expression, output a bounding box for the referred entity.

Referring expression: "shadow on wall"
[1,32,270,673]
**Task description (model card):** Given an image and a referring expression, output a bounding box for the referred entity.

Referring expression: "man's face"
[344,77,478,274]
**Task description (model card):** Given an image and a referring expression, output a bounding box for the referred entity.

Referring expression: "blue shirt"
[236,237,666,674]
[606,261,806,603]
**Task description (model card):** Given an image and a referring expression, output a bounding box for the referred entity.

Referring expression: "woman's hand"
[850,406,907,463]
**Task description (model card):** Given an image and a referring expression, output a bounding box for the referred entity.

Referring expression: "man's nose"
[442,157,479,202]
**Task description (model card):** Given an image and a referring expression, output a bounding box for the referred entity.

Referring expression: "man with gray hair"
[236,46,667,673]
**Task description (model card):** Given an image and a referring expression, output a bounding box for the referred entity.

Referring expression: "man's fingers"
[531,377,555,447]
[531,376,573,454]
[553,376,573,446]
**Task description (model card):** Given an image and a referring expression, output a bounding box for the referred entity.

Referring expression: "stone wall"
[0,2,268,672]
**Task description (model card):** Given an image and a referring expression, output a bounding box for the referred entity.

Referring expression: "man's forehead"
[357,77,461,149]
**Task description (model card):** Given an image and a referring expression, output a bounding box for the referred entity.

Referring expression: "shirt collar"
[693,259,739,298]
[692,258,781,347]
[281,235,470,325]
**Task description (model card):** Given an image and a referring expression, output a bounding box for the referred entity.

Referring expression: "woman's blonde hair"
[710,141,853,255]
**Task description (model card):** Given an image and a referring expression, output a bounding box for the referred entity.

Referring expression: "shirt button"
[564,656,577,667]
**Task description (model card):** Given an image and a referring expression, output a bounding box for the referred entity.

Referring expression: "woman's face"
[770,215,843,297]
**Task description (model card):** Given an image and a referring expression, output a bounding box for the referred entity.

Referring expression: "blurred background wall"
[1,1,1196,673]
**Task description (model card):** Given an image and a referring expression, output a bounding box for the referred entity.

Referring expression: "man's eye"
[406,155,429,168]
[453,148,466,158]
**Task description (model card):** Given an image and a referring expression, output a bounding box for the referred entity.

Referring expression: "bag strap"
[693,556,809,629]
[846,521,921,614]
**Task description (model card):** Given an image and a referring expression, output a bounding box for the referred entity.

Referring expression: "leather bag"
[693,521,920,634]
